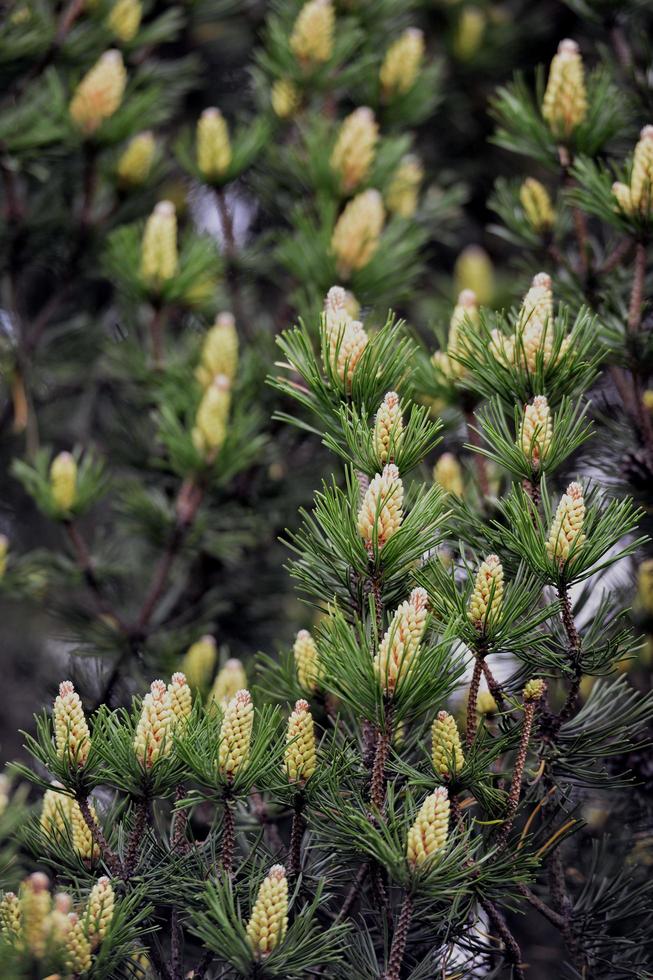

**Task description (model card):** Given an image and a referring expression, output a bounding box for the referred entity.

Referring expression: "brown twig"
[124,797,149,878]
[465,655,484,749]
[385,892,413,980]
[221,793,236,874]
[628,241,647,333]
[518,883,565,929]
[171,784,190,853]
[336,863,368,923]
[601,237,633,275]
[481,898,525,980]
[497,691,543,846]
[369,704,393,812]
[170,907,183,980]
[480,659,506,711]
[289,791,307,878]
[550,586,582,734]
[76,795,122,877]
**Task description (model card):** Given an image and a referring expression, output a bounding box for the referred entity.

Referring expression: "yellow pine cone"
[49,891,73,945]
[133,680,172,768]
[69,50,127,135]
[385,154,423,218]
[107,0,142,41]
[433,452,463,498]
[431,710,465,778]
[629,125,653,218]
[196,312,239,387]
[406,787,449,869]
[289,0,334,67]
[357,462,404,551]
[542,39,587,141]
[293,629,320,692]
[373,391,403,464]
[453,6,486,61]
[612,180,633,216]
[117,131,155,187]
[454,245,494,305]
[523,678,546,702]
[0,533,8,579]
[272,79,300,118]
[468,555,504,629]
[0,892,21,936]
[330,107,379,194]
[140,200,178,287]
[50,451,77,512]
[182,635,217,691]
[192,374,231,459]
[520,178,555,233]
[545,480,586,563]
[196,108,232,182]
[66,912,93,973]
[380,28,424,99]
[331,189,385,278]
[445,288,479,376]
[284,699,317,783]
[69,799,100,861]
[218,689,254,778]
[41,785,72,840]
[516,272,565,372]
[20,873,52,958]
[519,395,552,469]
[210,658,247,707]
[374,587,429,694]
[489,327,515,366]
[86,876,114,949]
[246,864,288,958]
[322,285,369,386]
[168,672,192,727]
[54,681,90,766]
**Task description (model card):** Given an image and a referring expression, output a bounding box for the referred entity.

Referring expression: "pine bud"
[140,200,178,286]
[0,892,20,936]
[218,689,254,778]
[545,480,585,563]
[519,395,552,469]
[191,375,231,459]
[66,913,92,973]
[284,699,317,783]
[357,463,404,551]
[433,452,463,498]
[50,891,73,944]
[246,864,289,958]
[20,872,52,958]
[181,635,217,692]
[0,534,8,579]
[271,78,300,118]
[431,710,465,777]
[86,876,114,948]
[54,681,90,766]
[406,787,449,869]
[168,672,192,727]
[630,125,653,217]
[196,108,232,182]
[453,7,486,62]
[523,678,546,702]
[468,555,504,629]
[520,178,555,233]
[69,799,100,860]
[323,285,369,385]
[542,39,587,141]
[612,180,633,216]
[385,154,423,218]
[293,629,320,692]
[476,689,497,716]
[117,131,155,187]
[289,0,334,67]
[40,785,72,840]
[331,189,385,278]
[380,28,424,99]
[489,328,515,366]
[50,452,77,513]
[107,0,142,42]
[133,679,172,768]
[210,658,247,707]
[374,587,428,694]
[517,272,559,372]
[373,391,403,464]
[69,50,127,135]
[454,245,494,305]
[448,288,479,360]
[196,312,239,387]
[330,107,379,194]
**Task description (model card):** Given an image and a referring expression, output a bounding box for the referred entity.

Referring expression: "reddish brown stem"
[170,907,182,980]
[336,863,368,923]
[171,785,190,853]
[221,796,236,874]
[601,237,633,275]
[124,797,148,878]
[289,792,306,878]
[465,656,483,749]
[385,892,413,980]
[76,796,122,877]
[481,898,525,980]
[628,242,647,333]
[480,659,506,710]
[497,698,539,846]
[369,705,393,812]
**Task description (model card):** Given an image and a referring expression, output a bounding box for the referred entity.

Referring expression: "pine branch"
[384,892,413,980]
[76,794,123,877]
